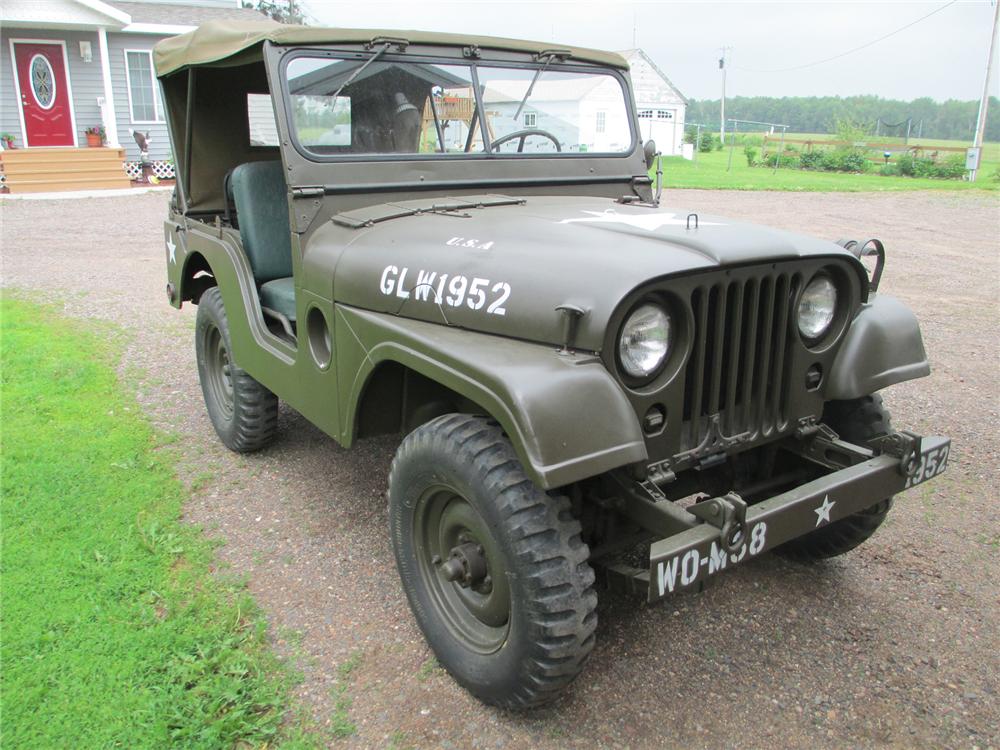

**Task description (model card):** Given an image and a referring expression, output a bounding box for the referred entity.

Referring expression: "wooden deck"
[0,147,132,194]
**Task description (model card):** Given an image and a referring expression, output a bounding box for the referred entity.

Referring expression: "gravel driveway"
[2,189,997,749]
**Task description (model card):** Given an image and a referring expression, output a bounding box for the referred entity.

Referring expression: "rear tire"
[388,414,597,709]
[195,287,278,452]
[777,395,894,561]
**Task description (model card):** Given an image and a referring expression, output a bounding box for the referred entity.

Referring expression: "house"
[0,0,265,192]
[460,48,686,157]
[620,49,687,156]
[481,75,634,154]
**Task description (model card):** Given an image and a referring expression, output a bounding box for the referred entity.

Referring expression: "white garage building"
[478,48,688,157]
[620,49,688,156]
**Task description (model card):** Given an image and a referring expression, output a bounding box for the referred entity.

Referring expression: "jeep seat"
[228,161,297,322]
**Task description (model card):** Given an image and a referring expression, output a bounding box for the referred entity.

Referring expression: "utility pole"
[971,0,999,182]
[719,46,731,142]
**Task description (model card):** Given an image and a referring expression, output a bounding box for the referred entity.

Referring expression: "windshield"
[283,54,633,159]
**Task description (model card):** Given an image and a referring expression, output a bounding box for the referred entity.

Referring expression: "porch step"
[1,147,132,193]
[1,147,126,163]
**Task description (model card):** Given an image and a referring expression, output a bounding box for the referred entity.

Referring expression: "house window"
[523,111,537,127]
[637,109,653,119]
[656,110,674,120]
[596,111,606,133]
[125,50,161,123]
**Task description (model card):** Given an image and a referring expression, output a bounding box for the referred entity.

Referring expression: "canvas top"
[153,19,629,77]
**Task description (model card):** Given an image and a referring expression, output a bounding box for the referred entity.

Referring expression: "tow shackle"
[689,492,749,555]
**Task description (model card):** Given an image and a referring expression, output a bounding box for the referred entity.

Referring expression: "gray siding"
[107,32,172,161]
[0,28,104,149]
[0,28,175,161]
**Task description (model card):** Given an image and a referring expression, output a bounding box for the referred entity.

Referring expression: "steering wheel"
[490,129,562,153]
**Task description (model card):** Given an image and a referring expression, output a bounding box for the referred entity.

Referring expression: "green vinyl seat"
[259,277,296,322]
[228,161,297,322]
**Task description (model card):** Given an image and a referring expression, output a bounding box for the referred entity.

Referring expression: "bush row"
[742,144,966,179]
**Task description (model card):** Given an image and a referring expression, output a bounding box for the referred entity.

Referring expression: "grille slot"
[683,271,800,448]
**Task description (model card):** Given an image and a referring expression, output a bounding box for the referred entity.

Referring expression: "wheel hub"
[415,487,511,652]
[439,541,489,589]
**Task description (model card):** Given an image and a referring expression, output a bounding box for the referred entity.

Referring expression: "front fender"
[336,306,647,489]
[826,294,930,400]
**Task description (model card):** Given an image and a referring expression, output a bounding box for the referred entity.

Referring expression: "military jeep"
[155,21,950,708]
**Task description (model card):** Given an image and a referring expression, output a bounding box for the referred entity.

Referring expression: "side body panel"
[165,217,341,438]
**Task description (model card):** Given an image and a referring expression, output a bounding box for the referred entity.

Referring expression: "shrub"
[798,150,826,170]
[698,133,718,152]
[825,149,870,173]
[889,151,965,180]
[763,152,799,169]
[934,154,967,179]
[744,145,758,167]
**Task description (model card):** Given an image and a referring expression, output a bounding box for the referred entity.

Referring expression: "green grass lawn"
[662,136,1000,192]
[0,298,316,749]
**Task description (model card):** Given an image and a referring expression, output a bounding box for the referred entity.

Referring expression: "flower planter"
[85,133,103,148]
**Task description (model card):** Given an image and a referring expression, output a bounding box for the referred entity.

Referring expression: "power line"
[732,0,959,74]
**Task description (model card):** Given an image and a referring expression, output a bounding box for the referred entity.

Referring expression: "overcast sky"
[303,1,999,102]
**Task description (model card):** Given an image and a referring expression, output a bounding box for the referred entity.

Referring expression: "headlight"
[797,275,837,341]
[618,303,671,378]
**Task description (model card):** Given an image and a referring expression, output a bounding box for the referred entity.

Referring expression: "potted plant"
[84,126,105,148]
[1,133,15,149]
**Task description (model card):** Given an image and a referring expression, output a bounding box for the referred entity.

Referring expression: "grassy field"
[0,298,316,749]
[661,134,1000,192]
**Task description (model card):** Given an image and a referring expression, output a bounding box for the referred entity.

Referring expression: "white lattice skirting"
[124,161,175,180]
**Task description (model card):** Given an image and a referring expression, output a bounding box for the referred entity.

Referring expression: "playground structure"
[419,90,497,153]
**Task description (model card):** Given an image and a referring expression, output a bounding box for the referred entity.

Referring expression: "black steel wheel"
[195,287,278,453]
[389,414,597,709]
[778,394,894,560]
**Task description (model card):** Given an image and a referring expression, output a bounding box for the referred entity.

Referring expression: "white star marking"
[558,210,722,232]
[166,235,177,264]
[814,495,835,527]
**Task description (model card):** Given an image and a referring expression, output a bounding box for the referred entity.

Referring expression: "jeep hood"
[314,195,860,352]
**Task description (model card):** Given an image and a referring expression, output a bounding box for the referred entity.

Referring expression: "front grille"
[683,270,801,449]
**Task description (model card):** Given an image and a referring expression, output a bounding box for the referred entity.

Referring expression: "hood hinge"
[290,186,325,233]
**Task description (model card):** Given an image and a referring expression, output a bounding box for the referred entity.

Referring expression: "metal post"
[727,119,737,172]
[719,47,729,143]
[971,0,1000,181]
[773,126,787,174]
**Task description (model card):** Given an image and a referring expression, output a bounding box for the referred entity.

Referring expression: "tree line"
[686,95,1000,142]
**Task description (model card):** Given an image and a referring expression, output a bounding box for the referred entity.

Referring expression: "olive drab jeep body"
[155,21,950,708]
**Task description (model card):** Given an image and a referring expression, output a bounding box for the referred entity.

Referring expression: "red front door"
[12,42,76,147]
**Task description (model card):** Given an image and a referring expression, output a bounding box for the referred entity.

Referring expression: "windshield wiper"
[512,49,570,121]
[328,38,402,102]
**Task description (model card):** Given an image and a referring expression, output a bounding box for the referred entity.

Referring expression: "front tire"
[777,394,894,560]
[388,414,597,709]
[195,287,278,453]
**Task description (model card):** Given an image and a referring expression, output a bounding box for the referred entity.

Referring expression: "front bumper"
[644,435,950,602]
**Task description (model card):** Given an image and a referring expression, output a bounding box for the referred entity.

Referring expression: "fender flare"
[337,306,647,489]
[826,294,930,400]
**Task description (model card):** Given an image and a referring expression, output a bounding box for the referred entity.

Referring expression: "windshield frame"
[277,46,639,164]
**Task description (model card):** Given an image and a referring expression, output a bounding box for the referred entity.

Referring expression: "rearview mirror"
[644,140,657,169]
